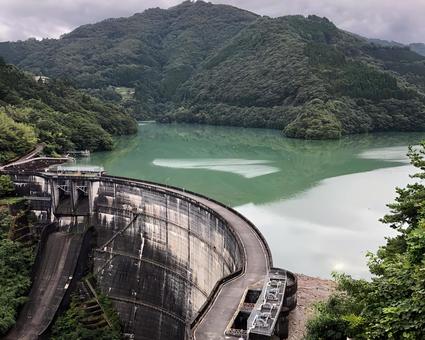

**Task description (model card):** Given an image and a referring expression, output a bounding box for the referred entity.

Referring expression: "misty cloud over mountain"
[0,0,423,43]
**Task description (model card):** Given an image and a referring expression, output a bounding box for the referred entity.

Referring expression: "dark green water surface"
[78,123,425,278]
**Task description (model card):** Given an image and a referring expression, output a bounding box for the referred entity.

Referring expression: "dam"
[3,163,297,339]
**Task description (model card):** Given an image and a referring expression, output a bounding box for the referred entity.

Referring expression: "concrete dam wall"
[10,173,247,339]
[92,178,244,339]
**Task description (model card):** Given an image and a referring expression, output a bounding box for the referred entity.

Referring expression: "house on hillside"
[33,75,50,84]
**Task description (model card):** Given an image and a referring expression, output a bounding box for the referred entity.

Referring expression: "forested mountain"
[0,59,137,164]
[367,38,405,48]
[368,39,425,57]
[1,0,425,139]
[410,43,425,56]
[0,1,257,118]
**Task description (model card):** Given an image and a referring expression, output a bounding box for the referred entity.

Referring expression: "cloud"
[0,0,423,43]
[0,0,178,41]
[216,0,425,43]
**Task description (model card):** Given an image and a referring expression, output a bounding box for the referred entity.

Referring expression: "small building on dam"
[3,163,297,340]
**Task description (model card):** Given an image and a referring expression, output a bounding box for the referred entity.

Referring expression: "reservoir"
[78,123,425,278]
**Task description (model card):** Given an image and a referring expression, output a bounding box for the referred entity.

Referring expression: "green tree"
[306,142,425,339]
[0,176,14,197]
[0,108,37,164]
[51,295,121,340]
[0,61,136,160]
[0,208,34,336]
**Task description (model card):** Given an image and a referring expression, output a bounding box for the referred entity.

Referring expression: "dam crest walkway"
[149,181,272,339]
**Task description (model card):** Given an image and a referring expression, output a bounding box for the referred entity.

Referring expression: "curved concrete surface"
[106,178,272,340]
[5,232,82,340]
[185,192,271,339]
[6,172,273,340]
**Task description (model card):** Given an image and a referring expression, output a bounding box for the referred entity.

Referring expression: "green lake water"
[78,123,425,278]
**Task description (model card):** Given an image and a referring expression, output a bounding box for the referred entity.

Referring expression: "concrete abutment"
[7,172,296,339]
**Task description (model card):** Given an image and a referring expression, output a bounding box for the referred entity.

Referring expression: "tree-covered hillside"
[367,39,425,57]
[0,60,137,164]
[169,15,425,139]
[1,1,425,139]
[410,43,425,57]
[0,185,35,336]
[0,1,257,118]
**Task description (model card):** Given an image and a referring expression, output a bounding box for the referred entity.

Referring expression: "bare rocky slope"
[289,274,336,339]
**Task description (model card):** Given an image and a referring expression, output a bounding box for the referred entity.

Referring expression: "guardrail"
[0,145,40,169]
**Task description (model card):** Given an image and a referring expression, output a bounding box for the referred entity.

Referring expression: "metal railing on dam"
[4,170,295,340]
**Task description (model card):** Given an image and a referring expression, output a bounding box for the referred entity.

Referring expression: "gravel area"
[288,274,337,340]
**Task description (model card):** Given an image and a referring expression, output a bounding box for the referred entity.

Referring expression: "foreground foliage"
[0,109,37,163]
[51,294,122,340]
[0,61,137,164]
[306,143,425,339]
[0,188,34,335]
[1,1,425,139]
[0,175,14,197]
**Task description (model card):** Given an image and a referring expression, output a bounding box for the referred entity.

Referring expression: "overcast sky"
[0,0,423,44]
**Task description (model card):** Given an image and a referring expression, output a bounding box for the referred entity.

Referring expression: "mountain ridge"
[1,0,425,139]
[367,38,425,56]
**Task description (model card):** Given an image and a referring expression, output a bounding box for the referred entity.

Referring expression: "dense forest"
[306,144,425,339]
[0,59,137,164]
[0,177,34,335]
[368,39,425,57]
[410,43,425,56]
[1,1,425,139]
